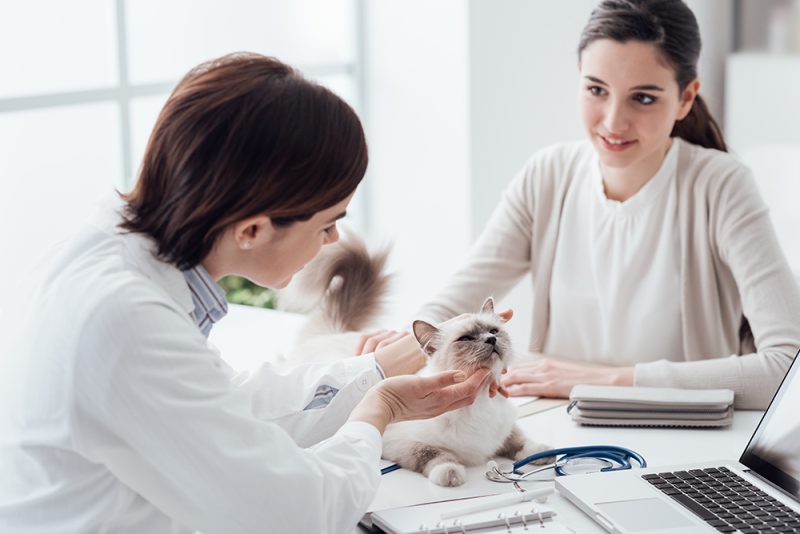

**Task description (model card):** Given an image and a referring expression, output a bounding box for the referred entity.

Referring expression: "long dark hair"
[120,53,368,270]
[578,0,727,152]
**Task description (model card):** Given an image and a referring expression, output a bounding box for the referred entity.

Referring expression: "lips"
[599,133,637,152]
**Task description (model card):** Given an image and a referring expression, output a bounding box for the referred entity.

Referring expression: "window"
[0,0,362,315]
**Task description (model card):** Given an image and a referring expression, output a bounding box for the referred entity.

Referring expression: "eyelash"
[586,86,657,105]
[323,225,335,235]
[457,336,474,342]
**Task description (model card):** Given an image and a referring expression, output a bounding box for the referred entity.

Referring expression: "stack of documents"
[567,385,735,428]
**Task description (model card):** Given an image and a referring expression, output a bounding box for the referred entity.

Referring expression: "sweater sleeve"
[415,161,536,323]
[635,163,800,409]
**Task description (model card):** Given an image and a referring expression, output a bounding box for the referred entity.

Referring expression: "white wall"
[362,0,472,327]
[362,0,592,344]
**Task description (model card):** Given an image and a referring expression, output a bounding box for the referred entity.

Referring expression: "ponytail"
[671,94,727,152]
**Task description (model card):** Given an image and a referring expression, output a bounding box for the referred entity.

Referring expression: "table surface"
[364,405,763,533]
[209,305,764,533]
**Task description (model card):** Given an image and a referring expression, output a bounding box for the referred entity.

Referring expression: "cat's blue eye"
[457,335,474,342]
[489,329,498,335]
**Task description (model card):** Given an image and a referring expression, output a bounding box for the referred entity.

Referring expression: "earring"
[242,241,253,250]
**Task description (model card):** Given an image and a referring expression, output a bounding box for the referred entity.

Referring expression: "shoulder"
[676,138,755,196]
[513,141,595,195]
[519,141,594,175]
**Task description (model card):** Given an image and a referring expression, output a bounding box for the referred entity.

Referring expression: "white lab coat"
[0,202,383,534]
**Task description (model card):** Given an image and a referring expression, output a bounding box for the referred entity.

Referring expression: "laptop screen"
[740,350,800,500]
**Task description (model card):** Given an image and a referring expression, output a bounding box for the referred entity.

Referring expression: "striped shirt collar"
[182,265,228,337]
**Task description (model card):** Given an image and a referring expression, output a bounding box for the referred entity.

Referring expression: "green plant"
[218,276,277,309]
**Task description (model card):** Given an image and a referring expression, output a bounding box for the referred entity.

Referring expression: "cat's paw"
[514,441,554,465]
[428,462,467,487]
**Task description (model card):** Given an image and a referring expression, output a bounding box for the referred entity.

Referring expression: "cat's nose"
[485,335,496,346]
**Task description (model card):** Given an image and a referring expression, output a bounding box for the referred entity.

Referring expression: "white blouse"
[0,202,383,534]
[544,141,683,365]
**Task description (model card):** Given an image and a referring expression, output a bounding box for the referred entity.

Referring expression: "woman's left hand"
[501,356,634,398]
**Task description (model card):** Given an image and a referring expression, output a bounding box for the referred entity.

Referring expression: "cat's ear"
[412,320,440,356]
[480,297,495,315]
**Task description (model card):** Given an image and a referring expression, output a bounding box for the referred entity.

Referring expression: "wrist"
[348,389,395,434]
[611,366,635,386]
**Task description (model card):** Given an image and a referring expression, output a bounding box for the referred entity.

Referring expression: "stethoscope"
[485,445,647,483]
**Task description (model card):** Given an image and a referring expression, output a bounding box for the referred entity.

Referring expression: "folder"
[364,493,567,533]
[568,385,735,428]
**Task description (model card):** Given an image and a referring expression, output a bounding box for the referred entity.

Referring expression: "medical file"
[365,493,569,533]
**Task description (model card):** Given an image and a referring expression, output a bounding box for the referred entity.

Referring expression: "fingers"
[418,370,467,391]
[375,331,409,351]
[357,329,401,355]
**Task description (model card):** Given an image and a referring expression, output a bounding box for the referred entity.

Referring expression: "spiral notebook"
[366,493,566,533]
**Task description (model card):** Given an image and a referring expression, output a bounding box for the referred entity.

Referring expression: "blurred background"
[2,0,800,345]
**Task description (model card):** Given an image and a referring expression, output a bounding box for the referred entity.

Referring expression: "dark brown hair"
[120,53,368,270]
[578,0,727,152]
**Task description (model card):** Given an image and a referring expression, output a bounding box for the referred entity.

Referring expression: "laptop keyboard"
[642,467,800,533]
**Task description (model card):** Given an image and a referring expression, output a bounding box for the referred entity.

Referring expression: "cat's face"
[413,298,511,377]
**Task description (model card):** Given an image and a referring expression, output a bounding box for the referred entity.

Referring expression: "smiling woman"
[402,0,800,411]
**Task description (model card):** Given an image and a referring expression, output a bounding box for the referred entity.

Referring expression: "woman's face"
[578,39,696,179]
[240,194,353,289]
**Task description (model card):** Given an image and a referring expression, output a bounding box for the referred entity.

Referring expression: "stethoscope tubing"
[512,445,647,474]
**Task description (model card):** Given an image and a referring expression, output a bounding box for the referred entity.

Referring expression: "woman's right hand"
[348,368,494,434]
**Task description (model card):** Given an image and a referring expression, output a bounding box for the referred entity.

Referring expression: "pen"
[439,486,553,520]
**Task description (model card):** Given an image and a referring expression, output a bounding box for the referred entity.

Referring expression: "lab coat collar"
[92,196,196,317]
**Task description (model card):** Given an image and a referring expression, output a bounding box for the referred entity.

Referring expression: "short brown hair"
[120,53,368,270]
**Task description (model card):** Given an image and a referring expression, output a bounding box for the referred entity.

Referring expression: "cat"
[381,297,550,487]
[277,233,549,486]
[274,230,392,363]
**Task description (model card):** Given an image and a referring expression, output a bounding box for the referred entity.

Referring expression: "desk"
[366,405,763,533]
[210,305,764,533]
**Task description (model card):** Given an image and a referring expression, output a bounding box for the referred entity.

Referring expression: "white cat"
[381,297,550,487]
[278,234,549,487]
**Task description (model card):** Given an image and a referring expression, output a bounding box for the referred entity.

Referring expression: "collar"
[182,264,229,336]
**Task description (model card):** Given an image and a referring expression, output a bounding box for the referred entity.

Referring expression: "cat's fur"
[278,236,549,486]
[381,298,550,487]
[275,231,391,363]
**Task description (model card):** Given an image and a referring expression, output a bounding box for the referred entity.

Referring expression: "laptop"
[556,351,800,533]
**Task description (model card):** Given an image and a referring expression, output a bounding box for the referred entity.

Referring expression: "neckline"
[591,139,680,217]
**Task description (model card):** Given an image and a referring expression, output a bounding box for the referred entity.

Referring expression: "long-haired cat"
[381,297,550,487]
[278,235,549,486]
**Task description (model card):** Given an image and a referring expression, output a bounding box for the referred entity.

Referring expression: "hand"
[373,335,427,377]
[501,356,634,398]
[349,368,495,433]
[355,329,409,356]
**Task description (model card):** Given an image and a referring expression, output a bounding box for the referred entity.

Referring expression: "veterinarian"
[0,53,498,534]
[359,0,800,410]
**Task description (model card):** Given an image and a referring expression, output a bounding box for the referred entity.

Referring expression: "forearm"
[635,351,794,409]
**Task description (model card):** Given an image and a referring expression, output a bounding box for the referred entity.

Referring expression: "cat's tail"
[276,231,391,334]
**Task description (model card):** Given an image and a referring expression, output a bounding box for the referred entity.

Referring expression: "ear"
[231,215,272,250]
[676,78,700,121]
[481,297,495,315]
[412,320,440,356]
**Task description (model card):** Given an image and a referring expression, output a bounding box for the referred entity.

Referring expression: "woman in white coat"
[0,53,496,534]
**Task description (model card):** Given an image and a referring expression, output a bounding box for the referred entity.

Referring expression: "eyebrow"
[325,211,347,224]
[584,75,665,92]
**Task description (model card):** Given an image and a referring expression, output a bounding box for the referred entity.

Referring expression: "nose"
[485,335,496,346]
[603,98,629,134]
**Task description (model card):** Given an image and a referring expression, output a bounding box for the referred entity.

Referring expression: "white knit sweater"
[418,138,800,409]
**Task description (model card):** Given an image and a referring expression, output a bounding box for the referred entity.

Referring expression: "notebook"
[567,385,734,428]
[557,349,800,533]
[366,492,568,533]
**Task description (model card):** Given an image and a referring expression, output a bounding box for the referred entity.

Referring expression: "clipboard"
[363,493,569,533]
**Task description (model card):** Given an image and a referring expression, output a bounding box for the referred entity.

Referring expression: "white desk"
[210,305,764,533]
[366,406,763,532]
